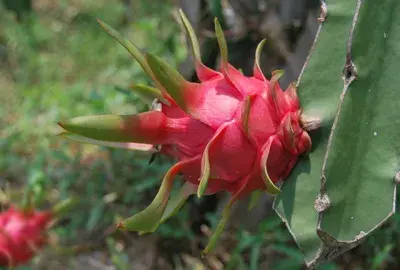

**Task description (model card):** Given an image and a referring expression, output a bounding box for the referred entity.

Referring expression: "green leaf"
[269,70,285,107]
[197,123,229,197]
[203,199,233,254]
[214,17,228,64]
[58,112,166,145]
[273,0,360,266]
[248,190,263,210]
[159,182,196,224]
[146,53,190,110]
[96,18,155,82]
[58,115,136,142]
[130,84,169,105]
[197,153,211,197]
[260,137,281,195]
[117,158,195,233]
[59,132,154,151]
[253,39,266,78]
[178,8,221,82]
[178,9,201,62]
[270,70,284,83]
[249,242,262,270]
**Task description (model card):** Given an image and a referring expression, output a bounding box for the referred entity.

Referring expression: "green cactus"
[274,0,400,267]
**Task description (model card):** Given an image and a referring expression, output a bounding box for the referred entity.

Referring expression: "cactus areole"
[0,207,52,266]
[58,10,317,252]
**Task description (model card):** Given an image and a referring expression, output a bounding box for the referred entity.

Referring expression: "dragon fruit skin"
[58,11,313,253]
[153,65,311,198]
[0,207,52,266]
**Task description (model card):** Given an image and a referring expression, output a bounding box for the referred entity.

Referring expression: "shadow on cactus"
[57,10,320,254]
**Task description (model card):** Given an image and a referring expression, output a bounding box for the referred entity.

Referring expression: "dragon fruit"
[0,206,52,266]
[58,10,315,252]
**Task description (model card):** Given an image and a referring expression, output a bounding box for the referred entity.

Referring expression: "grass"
[0,0,192,268]
[1,0,400,269]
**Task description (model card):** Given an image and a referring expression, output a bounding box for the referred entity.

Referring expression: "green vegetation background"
[0,0,399,269]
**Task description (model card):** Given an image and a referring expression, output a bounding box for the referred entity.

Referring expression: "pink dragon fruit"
[58,10,314,252]
[0,206,52,266]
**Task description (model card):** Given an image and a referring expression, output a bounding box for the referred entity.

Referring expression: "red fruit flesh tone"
[0,207,52,267]
[150,63,312,198]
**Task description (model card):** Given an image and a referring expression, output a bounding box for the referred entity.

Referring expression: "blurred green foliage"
[0,0,192,268]
[1,0,400,269]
